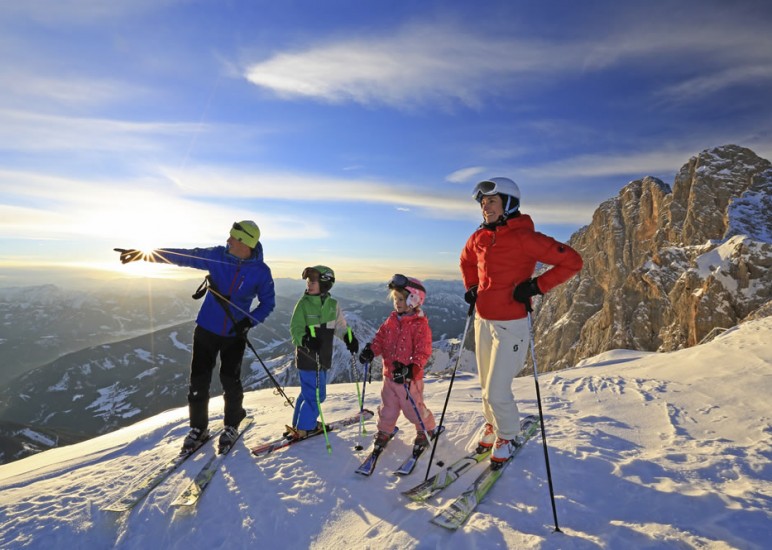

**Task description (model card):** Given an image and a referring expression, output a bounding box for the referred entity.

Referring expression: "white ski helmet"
[472,177,521,216]
[388,274,426,309]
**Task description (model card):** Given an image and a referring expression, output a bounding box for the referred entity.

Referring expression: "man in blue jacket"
[116,220,275,452]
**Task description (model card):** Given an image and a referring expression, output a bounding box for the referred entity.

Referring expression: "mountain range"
[0,279,467,463]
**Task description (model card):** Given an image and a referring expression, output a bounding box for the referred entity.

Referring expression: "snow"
[47,373,71,392]
[134,348,154,363]
[169,331,190,351]
[16,429,56,448]
[1,317,770,549]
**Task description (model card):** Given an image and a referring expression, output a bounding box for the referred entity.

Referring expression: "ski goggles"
[230,221,260,248]
[388,274,425,293]
[232,222,256,239]
[472,180,499,202]
[302,267,334,283]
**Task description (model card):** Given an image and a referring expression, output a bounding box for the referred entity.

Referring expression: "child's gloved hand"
[344,332,359,354]
[302,327,321,352]
[392,361,414,384]
[358,343,374,364]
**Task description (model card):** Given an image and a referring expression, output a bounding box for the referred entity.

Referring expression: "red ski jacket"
[460,213,583,321]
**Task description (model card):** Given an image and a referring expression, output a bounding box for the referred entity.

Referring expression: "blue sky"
[1,0,771,286]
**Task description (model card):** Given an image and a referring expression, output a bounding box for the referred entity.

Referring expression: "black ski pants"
[188,325,247,430]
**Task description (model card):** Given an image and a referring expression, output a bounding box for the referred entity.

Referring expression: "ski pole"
[200,278,294,408]
[348,329,363,409]
[351,354,364,412]
[361,360,370,416]
[348,328,366,436]
[403,382,430,437]
[310,325,332,454]
[353,360,371,450]
[423,301,475,481]
[526,310,562,533]
[245,336,295,408]
[359,361,370,435]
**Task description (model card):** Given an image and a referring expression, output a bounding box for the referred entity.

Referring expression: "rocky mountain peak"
[659,144,772,246]
[533,145,772,371]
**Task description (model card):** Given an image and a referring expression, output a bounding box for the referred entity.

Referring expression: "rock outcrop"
[533,145,772,372]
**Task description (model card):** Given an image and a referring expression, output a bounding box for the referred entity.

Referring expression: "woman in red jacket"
[359,275,438,453]
[460,177,582,467]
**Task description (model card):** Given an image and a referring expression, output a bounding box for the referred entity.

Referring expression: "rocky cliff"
[533,144,772,371]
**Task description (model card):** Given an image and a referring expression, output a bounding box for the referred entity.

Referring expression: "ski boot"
[181,427,209,454]
[476,422,496,454]
[490,437,516,469]
[218,426,239,453]
[373,430,393,455]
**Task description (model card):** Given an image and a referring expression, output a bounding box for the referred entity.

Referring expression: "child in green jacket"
[287,265,359,438]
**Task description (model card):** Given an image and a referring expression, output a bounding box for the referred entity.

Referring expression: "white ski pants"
[474,315,529,440]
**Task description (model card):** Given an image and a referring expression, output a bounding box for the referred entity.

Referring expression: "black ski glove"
[233,317,254,338]
[358,343,374,364]
[464,285,478,307]
[114,248,143,264]
[392,361,414,385]
[513,277,542,311]
[302,327,321,352]
[344,332,359,354]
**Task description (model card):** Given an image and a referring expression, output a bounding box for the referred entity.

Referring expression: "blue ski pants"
[293,369,327,430]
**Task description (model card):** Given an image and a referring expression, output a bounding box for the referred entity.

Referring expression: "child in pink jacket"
[358,274,437,451]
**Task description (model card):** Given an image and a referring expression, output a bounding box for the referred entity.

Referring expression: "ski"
[430,415,540,530]
[355,426,399,476]
[394,426,446,476]
[103,427,222,512]
[252,409,374,459]
[171,417,254,507]
[401,447,491,501]
[394,449,424,476]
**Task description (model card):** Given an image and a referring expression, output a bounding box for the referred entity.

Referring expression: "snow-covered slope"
[0,317,769,549]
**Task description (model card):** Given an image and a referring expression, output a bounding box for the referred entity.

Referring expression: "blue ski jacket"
[154,243,275,336]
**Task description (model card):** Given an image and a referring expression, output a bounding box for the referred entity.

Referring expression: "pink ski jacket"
[370,310,432,381]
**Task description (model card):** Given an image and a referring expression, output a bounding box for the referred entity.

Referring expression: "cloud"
[0,169,329,250]
[446,167,485,184]
[243,12,772,109]
[0,109,271,165]
[161,163,594,225]
[520,149,694,181]
[0,109,194,153]
[0,71,143,109]
[656,65,772,103]
[244,23,569,109]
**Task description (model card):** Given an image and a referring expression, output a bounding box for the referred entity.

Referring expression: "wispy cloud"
[446,167,485,184]
[0,109,271,163]
[244,23,569,109]
[0,70,145,108]
[161,164,594,224]
[0,169,329,249]
[0,109,196,153]
[244,13,772,109]
[521,149,696,181]
[656,65,772,103]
